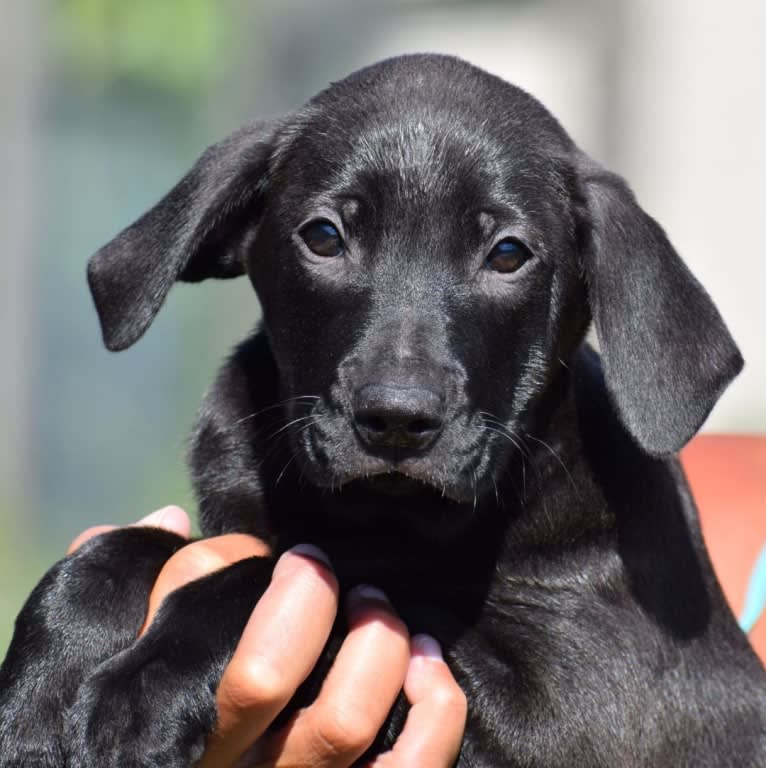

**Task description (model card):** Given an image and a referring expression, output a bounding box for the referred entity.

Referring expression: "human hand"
[69,508,467,767]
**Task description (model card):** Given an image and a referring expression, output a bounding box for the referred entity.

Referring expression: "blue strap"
[739,541,766,634]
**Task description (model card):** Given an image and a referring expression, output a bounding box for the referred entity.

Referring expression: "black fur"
[2,54,763,766]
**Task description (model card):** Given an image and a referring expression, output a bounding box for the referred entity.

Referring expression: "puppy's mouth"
[342,471,443,498]
[324,459,478,504]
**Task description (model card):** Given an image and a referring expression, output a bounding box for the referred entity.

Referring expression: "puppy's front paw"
[65,555,273,767]
[66,653,214,767]
[0,527,185,767]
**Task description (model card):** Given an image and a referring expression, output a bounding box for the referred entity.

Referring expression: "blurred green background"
[2,0,764,654]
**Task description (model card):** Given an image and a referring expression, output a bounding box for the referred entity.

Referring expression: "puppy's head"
[88,54,741,522]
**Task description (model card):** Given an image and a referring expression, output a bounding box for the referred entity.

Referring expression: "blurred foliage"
[51,0,234,95]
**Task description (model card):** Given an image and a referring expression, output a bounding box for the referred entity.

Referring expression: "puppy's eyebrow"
[474,204,528,234]
[477,211,497,237]
[309,195,362,222]
[341,198,361,220]
[298,185,362,216]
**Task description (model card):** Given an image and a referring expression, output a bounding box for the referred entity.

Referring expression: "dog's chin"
[311,468,479,540]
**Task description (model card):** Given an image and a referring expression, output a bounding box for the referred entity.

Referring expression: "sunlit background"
[1,0,764,652]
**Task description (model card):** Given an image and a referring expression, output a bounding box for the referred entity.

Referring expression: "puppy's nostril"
[408,418,440,434]
[358,414,388,434]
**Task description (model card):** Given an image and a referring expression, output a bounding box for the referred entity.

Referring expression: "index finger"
[200,546,339,767]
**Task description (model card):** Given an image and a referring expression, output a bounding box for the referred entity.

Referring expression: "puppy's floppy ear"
[577,157,743,456]
[87,119,278,351]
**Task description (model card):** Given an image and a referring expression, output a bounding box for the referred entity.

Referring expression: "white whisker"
[233,395,319,427]
[524,433,579,497]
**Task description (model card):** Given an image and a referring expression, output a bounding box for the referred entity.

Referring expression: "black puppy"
[1,54,764,766]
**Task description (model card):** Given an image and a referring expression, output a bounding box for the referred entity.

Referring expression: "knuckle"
[314,703,378,758]
[224,652,290,711]
[435,681,468,721]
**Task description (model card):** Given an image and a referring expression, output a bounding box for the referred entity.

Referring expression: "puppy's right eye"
[299,220,344,258]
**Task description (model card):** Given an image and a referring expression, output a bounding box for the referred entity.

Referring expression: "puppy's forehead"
[275,55,574,210]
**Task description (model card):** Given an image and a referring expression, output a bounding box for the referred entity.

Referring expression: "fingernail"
[284,543,333,570]
[346,584,391,614]
[134,505,190,537]
[411,633,443,661]
[136,505,176,526]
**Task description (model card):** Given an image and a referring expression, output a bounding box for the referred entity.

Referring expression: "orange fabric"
[680,434,766,664]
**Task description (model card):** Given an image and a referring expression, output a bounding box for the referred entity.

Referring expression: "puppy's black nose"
[353,384,445,451]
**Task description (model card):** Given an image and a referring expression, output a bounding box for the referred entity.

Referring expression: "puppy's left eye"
[300,220,344,258]
[486,238,532,274]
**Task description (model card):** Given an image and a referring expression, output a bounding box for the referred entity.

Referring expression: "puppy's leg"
[64,555,274,768]
[0,527,184,767]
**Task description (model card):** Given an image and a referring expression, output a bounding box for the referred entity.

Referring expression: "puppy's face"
[88,54,741,532]
[248,62,588,511]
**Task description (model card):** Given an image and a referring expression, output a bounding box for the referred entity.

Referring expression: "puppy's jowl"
[1,55,764,767]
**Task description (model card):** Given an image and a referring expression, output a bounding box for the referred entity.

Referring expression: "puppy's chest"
[438,583,638,767]
[445,545,630,659]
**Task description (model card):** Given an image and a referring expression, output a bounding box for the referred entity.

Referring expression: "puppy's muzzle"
[353,383,446,452]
